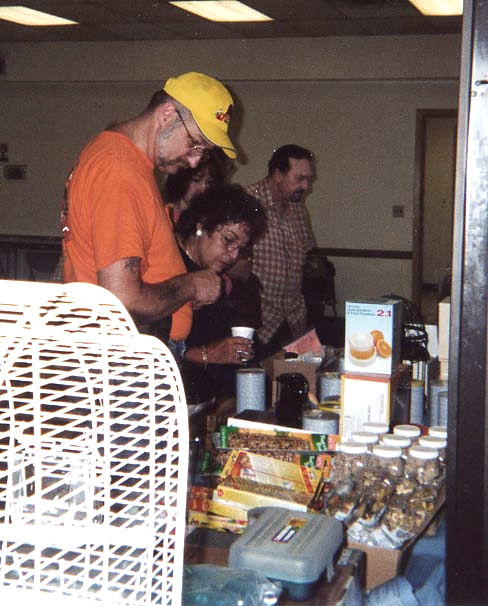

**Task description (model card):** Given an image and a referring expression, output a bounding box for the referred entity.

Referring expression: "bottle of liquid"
[274,372,309,428]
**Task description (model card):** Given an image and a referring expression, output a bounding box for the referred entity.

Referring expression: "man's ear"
[273,168,284,184]
[155,101,178,128]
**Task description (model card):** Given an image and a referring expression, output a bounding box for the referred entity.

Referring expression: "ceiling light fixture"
[0,6,78,26]
[409,0,463,16]
[169,1,272,22]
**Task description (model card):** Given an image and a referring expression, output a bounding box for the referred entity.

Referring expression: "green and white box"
[345,298,402,376]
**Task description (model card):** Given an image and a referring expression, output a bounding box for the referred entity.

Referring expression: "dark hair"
[267,144,314,176]
[145,89,172,112]
[175,184,266,245]
[163,149,229,205]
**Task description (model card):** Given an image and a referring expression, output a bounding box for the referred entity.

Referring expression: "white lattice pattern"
[0,280,188,605]
[0,280,138,337]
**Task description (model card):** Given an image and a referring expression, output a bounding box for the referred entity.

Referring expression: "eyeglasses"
[175,108,211,161]
[220,231,250,256]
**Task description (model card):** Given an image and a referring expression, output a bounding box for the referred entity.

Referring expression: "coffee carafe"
[274,372,309,429]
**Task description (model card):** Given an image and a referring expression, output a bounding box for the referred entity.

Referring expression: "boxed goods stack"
[187,418,337,534]
[341,298,408,437]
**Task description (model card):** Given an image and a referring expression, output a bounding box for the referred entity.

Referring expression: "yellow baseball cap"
[163,71,236,159]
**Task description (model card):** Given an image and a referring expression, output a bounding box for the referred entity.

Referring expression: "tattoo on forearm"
[124,257,140,274]
[159,281,182,303]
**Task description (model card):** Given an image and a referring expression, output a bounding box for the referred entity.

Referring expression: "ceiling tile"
[0,0,462,43]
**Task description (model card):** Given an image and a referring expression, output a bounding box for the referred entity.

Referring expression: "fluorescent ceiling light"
[0,6,78,26]
[409,0,463,16]
[170,1,272,22]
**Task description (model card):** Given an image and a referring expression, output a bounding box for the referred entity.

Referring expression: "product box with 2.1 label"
[344,298,403,376]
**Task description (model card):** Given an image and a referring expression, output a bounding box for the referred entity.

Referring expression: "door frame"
[412,109,458,307]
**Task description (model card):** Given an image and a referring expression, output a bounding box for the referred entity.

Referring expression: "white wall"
[0,36,461,313]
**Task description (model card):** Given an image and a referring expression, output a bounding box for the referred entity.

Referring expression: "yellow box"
[187,510,247,533]
[208,496,248,522]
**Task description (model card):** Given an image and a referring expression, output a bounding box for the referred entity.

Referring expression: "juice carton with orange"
[344,298,402,376]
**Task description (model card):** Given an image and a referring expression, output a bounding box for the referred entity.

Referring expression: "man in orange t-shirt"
[63,72,236,346]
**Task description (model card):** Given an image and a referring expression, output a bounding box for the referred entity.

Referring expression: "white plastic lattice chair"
[0,280,139,338]
[0,280,188,605]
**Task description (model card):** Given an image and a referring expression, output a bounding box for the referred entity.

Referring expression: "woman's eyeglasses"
[220,232,249,256]
[175,109,211,161]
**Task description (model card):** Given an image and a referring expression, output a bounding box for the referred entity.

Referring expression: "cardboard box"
[439,358,449,381]
[262,350,318,402]
[348,489,445,591]
[438,297,450,360]
[347,539,405,591]
[345,298,402,376]
[340,366,411,438]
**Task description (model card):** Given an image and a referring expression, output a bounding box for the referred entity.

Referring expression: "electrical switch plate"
[392,205,404,218]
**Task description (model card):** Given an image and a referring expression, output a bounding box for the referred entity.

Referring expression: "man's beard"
[156,156,191,174]
[289,189,305,203]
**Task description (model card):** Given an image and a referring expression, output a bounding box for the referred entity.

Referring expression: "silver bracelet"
[201,346,208,370]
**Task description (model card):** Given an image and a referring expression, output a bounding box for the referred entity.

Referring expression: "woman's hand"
[208,336,254,365]
[186,337,253,366]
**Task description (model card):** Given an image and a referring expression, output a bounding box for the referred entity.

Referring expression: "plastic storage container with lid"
[350,431,379,452]
[331,441,368,484]
[418,435,447,466]
[393,424,421,440]
[429,425,447,439]
[406,445,440,484]
[382,433,412,458]
[370,445,404,482]
[228,506,344,601]
[363,421,389,436]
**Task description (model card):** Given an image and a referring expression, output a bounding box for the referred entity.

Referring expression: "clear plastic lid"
[419,436,447,449]
[393,424,421,438]
[351,431,379,444]
[409,445,439,460]
[372,445,402,458]
[382,433,411,448]
[363,422,389,435]
[339,441,368,455]
[428,425,447,439]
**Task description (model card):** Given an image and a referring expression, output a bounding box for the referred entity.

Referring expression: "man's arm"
[98,257,221,324]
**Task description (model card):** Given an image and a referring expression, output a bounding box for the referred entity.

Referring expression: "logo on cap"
[216,104,233,124]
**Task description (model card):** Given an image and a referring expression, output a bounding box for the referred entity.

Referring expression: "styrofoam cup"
[231,326,254,339]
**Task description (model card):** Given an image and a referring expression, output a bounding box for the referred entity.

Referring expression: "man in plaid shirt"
[246,145,316,358]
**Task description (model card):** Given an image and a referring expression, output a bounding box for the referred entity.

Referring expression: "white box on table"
[340,367,411,439]
[438,297,450,360]
[344,298,402,376]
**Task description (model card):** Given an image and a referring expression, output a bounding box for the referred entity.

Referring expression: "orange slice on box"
[376,339,392,358]
[370,330,384,345]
